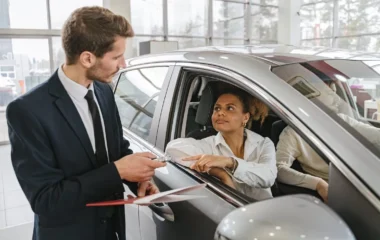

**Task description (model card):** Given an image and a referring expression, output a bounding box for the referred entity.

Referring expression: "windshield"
[272,59,380,157]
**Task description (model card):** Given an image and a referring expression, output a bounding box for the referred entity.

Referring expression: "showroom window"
[300,0,380,51]
[130,0,279,56]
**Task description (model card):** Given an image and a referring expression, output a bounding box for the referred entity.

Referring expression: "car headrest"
[195,83,216,126]
[190,77,202,102]
[271,120,288,147]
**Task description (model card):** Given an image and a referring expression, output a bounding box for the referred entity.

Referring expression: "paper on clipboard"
[86,183,207,206]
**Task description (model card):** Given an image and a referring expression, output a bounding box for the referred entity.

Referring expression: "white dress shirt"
[276,113,380,191]
[276,126,328,190]
[165,129,277,200]
[58,66,109,161]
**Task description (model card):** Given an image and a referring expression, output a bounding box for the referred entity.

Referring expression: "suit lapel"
[49,72,97,168]
[94,83,115,162]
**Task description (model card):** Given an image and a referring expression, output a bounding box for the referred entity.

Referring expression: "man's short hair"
[62,6,134,65]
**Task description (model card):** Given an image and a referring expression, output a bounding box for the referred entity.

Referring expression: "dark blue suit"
[6,71,137,240]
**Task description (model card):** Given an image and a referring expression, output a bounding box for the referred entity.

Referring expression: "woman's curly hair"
[249,97,269,126]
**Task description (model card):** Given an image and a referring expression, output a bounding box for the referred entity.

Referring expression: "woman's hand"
[182,154,234,173]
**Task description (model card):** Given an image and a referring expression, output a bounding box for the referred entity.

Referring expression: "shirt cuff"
[303,174,322,190]
[232,157,249,181]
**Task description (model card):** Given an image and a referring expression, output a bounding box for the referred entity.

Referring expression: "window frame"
[114,63,175,145]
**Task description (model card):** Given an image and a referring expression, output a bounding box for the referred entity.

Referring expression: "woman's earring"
[242,122,247,128]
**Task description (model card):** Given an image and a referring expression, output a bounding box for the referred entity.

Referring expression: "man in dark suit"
[6,6,165,240]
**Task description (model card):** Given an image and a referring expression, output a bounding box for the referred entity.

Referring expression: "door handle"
[149,203,175,222]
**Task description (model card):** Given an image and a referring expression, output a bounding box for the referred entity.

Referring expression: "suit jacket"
[6,71,137,240]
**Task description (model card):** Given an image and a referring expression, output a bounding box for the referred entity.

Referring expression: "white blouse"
[165,129,277,200]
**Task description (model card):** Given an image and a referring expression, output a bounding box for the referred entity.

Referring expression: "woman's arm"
[208,168,236,189]
[165,137,211,167]
[233,138,277,188]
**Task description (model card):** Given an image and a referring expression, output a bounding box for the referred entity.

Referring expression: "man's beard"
[86,65,118,83]
[86,68,102,82]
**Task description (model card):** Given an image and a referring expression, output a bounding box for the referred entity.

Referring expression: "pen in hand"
[151,155,172,162]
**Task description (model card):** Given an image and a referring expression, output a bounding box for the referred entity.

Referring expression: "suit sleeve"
[7,99,124,217]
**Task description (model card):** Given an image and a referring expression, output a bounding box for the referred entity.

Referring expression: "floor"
[0,106,9,143]
[0,144,34,229]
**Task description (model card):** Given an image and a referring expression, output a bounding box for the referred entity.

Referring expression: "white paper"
[133,183,207,204]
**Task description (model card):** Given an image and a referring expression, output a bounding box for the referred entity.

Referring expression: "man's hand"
[114,152,166,182]
[316,179,329,202]
[137,181,160,197]
[182,155,233,173]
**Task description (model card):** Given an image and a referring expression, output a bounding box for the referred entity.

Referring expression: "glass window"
[131,0,164,35]
[337,36,380,52]
[300,2,334,39]
[251,5,278,41]
[52,37,65,71]
[302,0,332,3]
[251,0,278,5]
[168,37,206,49]
[6,0,48,29]
[131,37,165,58]
[301,38,333,48]
[115,67,168,140]
[338,0,380,36]
[0,38,50,98]
[168,0,208,36]
[213,1,246,39]
[0,66,14,72]
[272,59,380,158]
[49,0,103,29]
[212,39,245,46]
[52,36,159,67]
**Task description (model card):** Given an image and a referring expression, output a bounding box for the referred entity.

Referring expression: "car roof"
[127,44,380,67]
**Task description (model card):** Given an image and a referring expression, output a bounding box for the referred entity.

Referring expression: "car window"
[165,75,279,202]
[115,67,168,140]
[272,59,380,158]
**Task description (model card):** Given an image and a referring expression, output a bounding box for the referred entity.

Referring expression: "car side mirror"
[214,194,355,240]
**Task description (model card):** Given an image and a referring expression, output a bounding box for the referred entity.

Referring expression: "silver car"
[112,45,380,240]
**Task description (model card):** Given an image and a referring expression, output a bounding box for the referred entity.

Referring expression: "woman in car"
[165,88,277,200]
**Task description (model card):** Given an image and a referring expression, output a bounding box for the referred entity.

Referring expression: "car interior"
[168,72,331,201]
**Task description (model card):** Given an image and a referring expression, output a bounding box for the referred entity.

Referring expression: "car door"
[116,64,248,240]
[113,63,174,240]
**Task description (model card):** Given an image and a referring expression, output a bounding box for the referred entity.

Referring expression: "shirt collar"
[214,129,259,149]
[58,65,94,101]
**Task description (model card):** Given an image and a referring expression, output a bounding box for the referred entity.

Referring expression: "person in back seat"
[166,88,277,200]
[276,81,380,202]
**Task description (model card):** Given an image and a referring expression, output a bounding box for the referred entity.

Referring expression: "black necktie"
[85,90,108,167]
